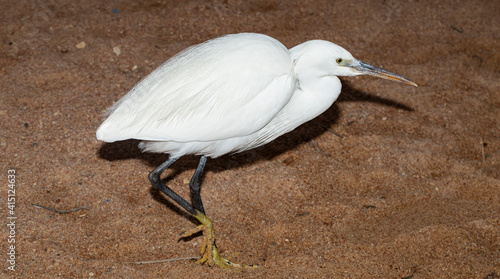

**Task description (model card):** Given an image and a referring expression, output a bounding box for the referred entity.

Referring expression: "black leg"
[190,155,208,214]
[148,156,197,215]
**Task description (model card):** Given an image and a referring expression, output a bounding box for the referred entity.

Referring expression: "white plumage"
[97,33,415,158]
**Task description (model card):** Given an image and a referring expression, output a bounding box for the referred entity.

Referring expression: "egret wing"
[97,33,296,143]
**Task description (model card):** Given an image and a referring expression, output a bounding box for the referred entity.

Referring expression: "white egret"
[96,33,416,269]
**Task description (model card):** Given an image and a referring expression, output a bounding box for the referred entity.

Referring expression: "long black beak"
[349,60,417,87]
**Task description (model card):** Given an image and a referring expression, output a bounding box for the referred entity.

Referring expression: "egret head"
[290,40,417,86]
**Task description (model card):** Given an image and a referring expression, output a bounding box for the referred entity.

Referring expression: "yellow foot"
[179,210,258,270]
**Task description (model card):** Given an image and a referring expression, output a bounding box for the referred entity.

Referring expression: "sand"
[1,0,499,278]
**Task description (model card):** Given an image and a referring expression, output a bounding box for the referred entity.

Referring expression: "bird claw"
[180,210,258,270]
[179,224,205,239]
[209,243,258,270]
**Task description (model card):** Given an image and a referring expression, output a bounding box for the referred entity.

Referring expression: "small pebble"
[113,46,121,56]
[76,41,86,49]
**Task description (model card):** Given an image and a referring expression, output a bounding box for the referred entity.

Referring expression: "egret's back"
[96,33,295,145]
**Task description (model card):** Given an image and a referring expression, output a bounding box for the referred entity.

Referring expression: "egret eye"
[336,58,343,64]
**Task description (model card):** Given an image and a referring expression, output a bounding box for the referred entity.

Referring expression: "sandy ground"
[1,0,499,278]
